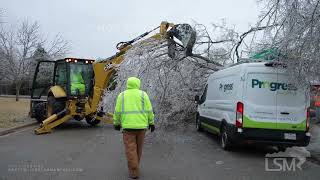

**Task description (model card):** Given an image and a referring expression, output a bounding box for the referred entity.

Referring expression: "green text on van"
[252,79,296,91]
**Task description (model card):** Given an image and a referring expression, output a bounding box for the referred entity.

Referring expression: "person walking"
[113,77,155,179]
[70,66,85,95]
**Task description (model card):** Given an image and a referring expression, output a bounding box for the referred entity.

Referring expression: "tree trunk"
[15,83,21,102]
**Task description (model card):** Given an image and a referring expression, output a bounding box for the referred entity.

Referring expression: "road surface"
[0,121,319,180]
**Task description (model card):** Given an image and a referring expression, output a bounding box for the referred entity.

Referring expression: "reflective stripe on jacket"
[70,72,85,94]
[113,77,154,129]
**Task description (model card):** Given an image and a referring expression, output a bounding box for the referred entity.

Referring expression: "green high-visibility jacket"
[113,77,154,129]
[70,72,85,95]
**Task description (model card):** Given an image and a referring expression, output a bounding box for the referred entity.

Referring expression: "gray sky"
[2,0,260,59]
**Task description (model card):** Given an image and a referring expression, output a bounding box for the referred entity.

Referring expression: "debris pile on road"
[101,38,216,128]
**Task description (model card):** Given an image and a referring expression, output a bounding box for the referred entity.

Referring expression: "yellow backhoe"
[29,21,196,135]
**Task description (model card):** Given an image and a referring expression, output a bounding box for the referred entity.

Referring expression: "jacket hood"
[126,77,141,90]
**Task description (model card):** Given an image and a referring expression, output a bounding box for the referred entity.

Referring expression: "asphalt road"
[0,121,319,180]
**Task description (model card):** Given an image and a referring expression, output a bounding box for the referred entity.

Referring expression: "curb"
[0,122,38,136]
[0,95,30,99]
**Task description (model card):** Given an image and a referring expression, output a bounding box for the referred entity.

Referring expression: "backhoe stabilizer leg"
[95,114,113,124]
[42,114,58,126]
[34,114,73,135]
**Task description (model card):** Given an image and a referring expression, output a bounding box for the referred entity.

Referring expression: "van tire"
[220,124,232,150]
[196,115,203,132]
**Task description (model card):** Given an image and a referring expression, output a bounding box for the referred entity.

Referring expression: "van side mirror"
[194,95,200,104]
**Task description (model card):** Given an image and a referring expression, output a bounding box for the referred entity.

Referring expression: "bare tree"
[190,21,274,65]
[45,33,69,59]
[0,10,3,81]
[0,20,69,101]
[253,0,320,86]
[191,21,238,65]
[233,24,278,61]
[0,9,3,24]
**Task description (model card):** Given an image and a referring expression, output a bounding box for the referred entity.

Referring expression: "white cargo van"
[195,62,311,150]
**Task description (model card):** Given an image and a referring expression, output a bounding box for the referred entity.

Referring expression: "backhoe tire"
[34,102,47,123]
[73,115,84,121]
[47,96,66,117]
[85,116,101,126]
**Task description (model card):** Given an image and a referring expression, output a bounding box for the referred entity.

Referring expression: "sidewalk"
[0,95,30,99]
[0,121,37,136]
[307,122,320,162]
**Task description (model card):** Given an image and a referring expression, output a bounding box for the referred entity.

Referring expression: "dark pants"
[123,129,146,178]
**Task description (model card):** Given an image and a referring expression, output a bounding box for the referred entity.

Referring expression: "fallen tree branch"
[234,24,279,61]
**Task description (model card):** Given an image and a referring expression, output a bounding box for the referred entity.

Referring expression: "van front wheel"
[220,125,232,150]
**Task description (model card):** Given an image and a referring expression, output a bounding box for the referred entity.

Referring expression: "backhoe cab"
[30,58,98,124]
[30,21,196,135]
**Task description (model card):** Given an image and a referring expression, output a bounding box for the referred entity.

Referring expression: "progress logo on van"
[252,79,297,91]
[219,83,233,92]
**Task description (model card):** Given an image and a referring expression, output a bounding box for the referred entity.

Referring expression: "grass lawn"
[0,97,32,128]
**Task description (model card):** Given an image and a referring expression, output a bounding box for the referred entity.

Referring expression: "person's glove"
[149,125,155,133]
[114,125,121,131]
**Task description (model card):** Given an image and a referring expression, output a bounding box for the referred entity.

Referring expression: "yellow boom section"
[89,21,176,114]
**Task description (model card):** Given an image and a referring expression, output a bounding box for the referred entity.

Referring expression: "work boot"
[129,168,139,179]
[128,163,139,179]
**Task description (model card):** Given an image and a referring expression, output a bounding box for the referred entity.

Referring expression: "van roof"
[223,61,286,70]
[208,62,279,81]
[219,62,271,71]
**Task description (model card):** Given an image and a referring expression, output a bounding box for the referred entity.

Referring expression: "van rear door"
[276,73,307,131]
[243,69,278,129]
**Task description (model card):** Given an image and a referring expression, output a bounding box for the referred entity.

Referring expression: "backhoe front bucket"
[34,109,72,135]
[168,24,196,57]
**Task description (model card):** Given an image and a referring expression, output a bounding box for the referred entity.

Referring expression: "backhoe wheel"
[220,124,232,151]
[34,102,47,123]
[47,96,66,117]
[73,115,84,121]
[85,116,101,126]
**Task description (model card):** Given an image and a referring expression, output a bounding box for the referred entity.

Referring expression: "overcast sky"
[2,0,261,59]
